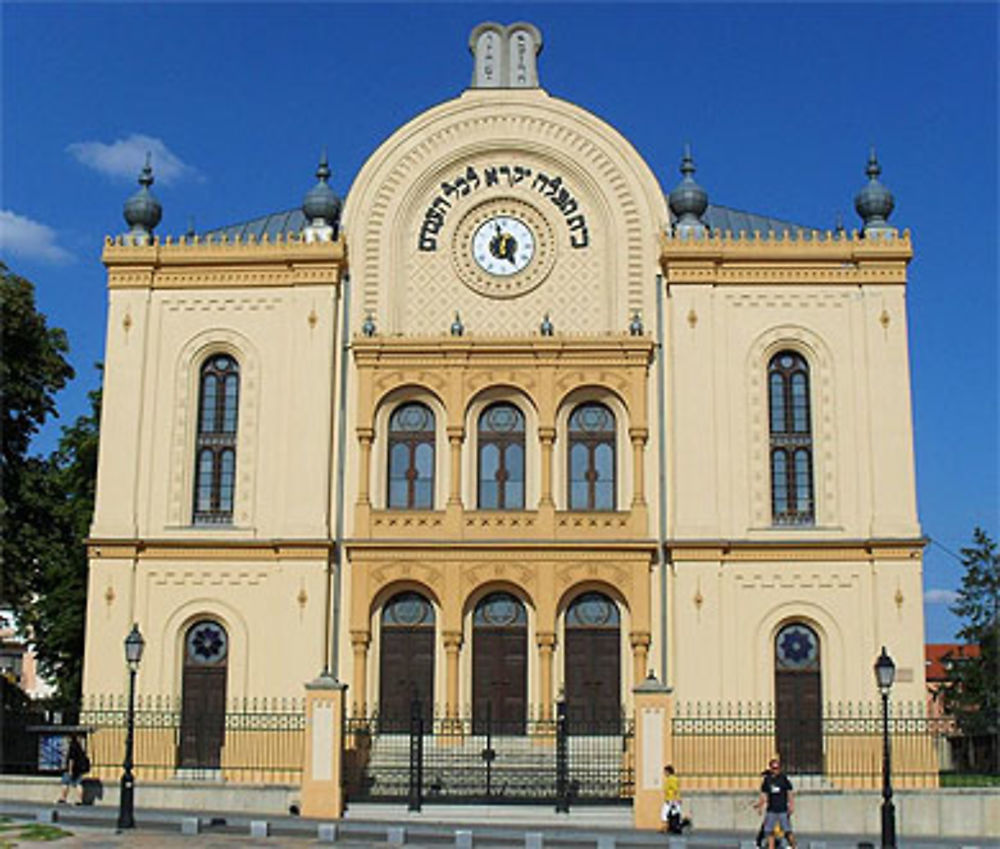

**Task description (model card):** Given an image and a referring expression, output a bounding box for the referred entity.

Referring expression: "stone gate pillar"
[633,673,673,830]
[301,674,346,819]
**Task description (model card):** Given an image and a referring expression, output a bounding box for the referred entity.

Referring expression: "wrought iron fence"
[343,702,634,806]
[76,694,305,784]
[672,701,949,790]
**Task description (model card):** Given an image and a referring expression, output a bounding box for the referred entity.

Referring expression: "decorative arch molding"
[555,579,630,619]
[746,324,838,529]
[752,600,846,702]
[369,578,443,625]
[342,90,668,333]
[371,387,449,510]
[168,329,261,529]
[159,598,250,699]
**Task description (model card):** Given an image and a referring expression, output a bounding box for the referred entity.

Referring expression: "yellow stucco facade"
[82,25,927,791]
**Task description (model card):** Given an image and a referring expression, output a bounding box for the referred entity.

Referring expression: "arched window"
[768,352,814,525]
[387,403,435,509]
[568,403,616,510]
[193,355,239,524]
[478,403,525,510]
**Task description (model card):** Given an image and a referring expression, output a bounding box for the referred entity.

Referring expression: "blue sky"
[3,3,996,643]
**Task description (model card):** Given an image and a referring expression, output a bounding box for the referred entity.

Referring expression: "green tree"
[944,527,1000,773]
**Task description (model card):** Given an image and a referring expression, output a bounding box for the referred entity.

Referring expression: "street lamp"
[117,623,144,830]
[874,646,896,849]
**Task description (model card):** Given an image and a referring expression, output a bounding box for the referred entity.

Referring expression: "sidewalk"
[0,800,996,849]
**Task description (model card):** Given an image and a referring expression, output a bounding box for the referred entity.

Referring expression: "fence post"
[301,674,346,819]
[555,700,569,813]
[408,697,423,812]
[633,672,673,830]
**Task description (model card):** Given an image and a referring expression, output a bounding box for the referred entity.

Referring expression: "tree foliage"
[1,263,95,708]
[944,527,1000,772]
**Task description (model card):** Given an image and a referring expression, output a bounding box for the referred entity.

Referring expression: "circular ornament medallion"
[452,199,555,299]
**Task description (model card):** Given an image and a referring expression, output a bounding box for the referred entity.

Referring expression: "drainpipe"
[655,273,669,686]
[330,273,351,680]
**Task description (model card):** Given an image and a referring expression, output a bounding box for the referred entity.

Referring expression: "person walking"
[754,757,796,848]
[57,733,86,804]
[660,764,683,834]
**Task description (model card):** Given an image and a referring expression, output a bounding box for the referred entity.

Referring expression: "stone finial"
[854,147,896,235]
[668,144,709,237]
[629,312,644,336]
[362,313,376,337]
[469,22,543,89]
[450,312,465,336]
[123,153,162,243]
[540,313,553,336]
[302,149,341,242]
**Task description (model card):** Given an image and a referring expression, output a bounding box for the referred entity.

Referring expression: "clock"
[472,215,535,276]
[452,200,555,298]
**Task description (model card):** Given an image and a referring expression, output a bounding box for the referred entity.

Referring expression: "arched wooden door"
[379,592,435,726]
[775,622,823,773]
[179,620,227,769]
[473,592,527,734]
[564,591,621,731]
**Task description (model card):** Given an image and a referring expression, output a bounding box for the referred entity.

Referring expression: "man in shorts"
[754,757,796,848]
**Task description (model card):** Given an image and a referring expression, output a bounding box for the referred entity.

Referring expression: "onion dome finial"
[302,149,342,241]
[362,312,376,337]
[450,312,465,336]
[540,313,554,336]
[629,311,644,336]
[668,143,709,237]
[123,153,162,242]
[854,147,895,235]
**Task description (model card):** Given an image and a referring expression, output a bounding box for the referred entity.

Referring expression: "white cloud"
[66,133,198,185]
[0,210,73,264]
[924,588,959,605]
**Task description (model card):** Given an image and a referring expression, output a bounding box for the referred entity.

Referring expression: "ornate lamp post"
[117,624,145,830]
[874,646,896,849]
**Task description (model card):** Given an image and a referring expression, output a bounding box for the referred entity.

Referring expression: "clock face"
[472,216,535,276]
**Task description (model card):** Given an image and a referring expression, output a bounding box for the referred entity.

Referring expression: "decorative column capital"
[356,427,374,444]
[442,630,463,650]
[536,631,557,650]
[629,630,651,649]
[446,426,465,442]
[538,427,556,444]
[350,630,371,648]
[628,427,649,444]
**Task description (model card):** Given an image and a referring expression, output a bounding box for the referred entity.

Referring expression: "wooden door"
[179,621,227,769]
[565,592,621,731]
[473,593,527,734]
[379,592,435,728]
[774,622,823,773]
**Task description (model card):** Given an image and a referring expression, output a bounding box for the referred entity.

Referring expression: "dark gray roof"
[201,203,819,241]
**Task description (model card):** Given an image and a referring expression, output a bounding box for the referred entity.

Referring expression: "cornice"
[102,234,345,290]
[660,229,912,286]
[345,540,657,559]
[87,538,333,561]
[668,537,926,562]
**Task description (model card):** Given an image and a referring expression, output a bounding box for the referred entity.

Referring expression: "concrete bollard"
[388,825,406,846]
[456,829,474,849]
[597,835,615,849]
[37,810,58,824]
[180,816,200,835]
[318,823,338,843]
[526,832,544,849]
[250,820,270,838]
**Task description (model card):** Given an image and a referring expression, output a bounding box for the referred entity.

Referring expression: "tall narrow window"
[387,403,435,509]
[193,355,239,524]
[478,403,525,509]
[768,351,814,525]
[568,403,616,510]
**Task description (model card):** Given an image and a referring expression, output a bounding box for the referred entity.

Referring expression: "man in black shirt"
[754,758,796,848]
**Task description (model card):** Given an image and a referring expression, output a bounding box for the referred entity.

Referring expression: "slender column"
[447,427,464,506]
[629,427,648,507]
[537,631,556,721]
[356,429,374,506]
[443,630,463,718]
[350,631,370,716]
[538,428,556,506]
[630,631,651,691]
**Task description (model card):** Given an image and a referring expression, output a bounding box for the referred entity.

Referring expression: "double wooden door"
[473,592,527,733]
[379,627,434,724]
